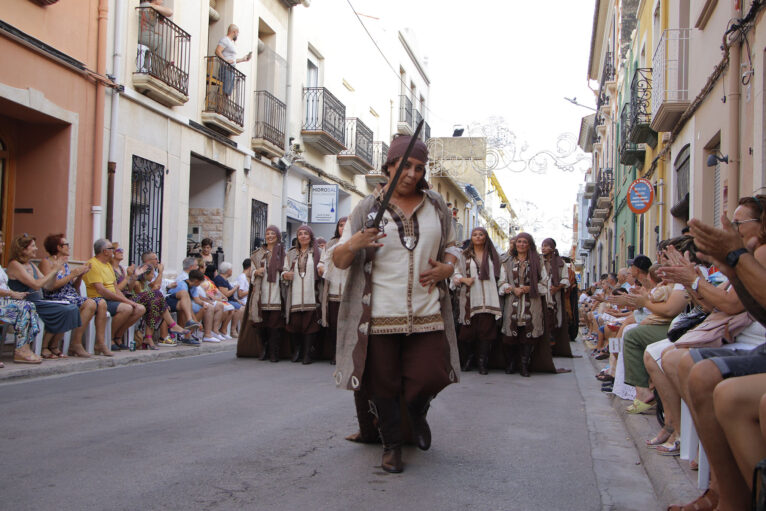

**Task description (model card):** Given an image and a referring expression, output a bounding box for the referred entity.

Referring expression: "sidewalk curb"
[583,341,700,510]
[0,340,237,384]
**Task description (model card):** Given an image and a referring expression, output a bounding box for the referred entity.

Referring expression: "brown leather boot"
[268,329,280,362]
[520,343,533,377]
[478,339,490,375]
[259,328,269,361]
[290,333,302,363]
[369,398,403,473]
[408,396,433,451]
[504,344,518,374]
[302,334,316,365]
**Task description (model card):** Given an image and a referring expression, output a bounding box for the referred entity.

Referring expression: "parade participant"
[237,225,284,361]
[318,217,348,363]
[282,225,321,364]
[333,132,462,474]
[541,238,573,357]
[453,226,502,375]
[498,233,547,376]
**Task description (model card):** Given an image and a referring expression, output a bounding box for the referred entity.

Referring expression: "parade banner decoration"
[310,184,338,224]
[627,178,655,214]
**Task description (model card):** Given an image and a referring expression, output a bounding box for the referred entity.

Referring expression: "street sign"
[286,197,309,222]
[310,184,338,223]
[627,178,654,214]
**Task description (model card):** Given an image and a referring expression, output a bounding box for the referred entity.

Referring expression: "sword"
[366,120,425,230]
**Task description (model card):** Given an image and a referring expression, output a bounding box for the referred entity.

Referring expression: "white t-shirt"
[236,272,249,302]
[217,36,237,62]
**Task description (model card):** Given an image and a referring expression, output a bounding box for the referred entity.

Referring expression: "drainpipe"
[657,178,665,242]
[106,0,126,241]
[92,0,109,248]
[725,26,741,216]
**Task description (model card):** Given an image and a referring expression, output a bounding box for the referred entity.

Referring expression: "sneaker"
[184,320,202,331]
[212,332,226,341]
[181,338,201,346]
[158,336,177,346]
[202,336,221,343]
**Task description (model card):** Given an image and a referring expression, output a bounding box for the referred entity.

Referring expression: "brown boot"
[504,344,518,374]
[369,398,403,473]
[258,328,269,361]
[408,396,433,451]
[268,329,280,362]
[520,343,533,377]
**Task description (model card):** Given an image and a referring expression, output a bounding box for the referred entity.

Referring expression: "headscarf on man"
[463,227,500,280]
[295,225,322,280]
[509,232,542,299]
[542,237,565,287]
[381,135,429,191]
[264,225,285,283]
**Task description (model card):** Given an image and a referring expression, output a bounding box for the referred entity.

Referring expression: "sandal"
[626,398,656,414]
[40,348,55,359]
[14,350,42,364]
[596,373,615,382]
[646,427,673,448]
[667,489,718,511]
[49,347,67,359]
[656,440,680,456]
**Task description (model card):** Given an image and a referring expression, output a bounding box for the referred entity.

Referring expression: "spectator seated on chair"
[196,258,232,341]
[39,233,107,358]
[228,258,251,338]
[166,256,202,332]
[0,230,42,366]
[166,269,209,345]
[5,233,82,357]
[82,239,145,355]
[213,261,242,338]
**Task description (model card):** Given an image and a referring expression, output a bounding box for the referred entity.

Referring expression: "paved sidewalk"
[0,338,238,383]
[583,339,701,510]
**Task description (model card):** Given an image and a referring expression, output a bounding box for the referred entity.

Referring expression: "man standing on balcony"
[215,24,252,96]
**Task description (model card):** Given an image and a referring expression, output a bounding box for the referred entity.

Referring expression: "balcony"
[424,122,431,141]
[619,105,646,166]
[337,118,374,174]
[582,239,596,250]
[301,87,346,154]
[251,91,286,158]
[652,28,691,132]
[629,68,657,147]
[414,109,423,134]
[583,182,596,199]
[202,56,245,135]
[591,217,604,227]
[133,7,190,107]
[398,95,413,135]
[366,141,389,186]
[603,50,617,94]
[593,208,609,219]
[588,226,602,235]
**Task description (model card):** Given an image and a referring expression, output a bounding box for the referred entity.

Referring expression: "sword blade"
[368,120,425,229]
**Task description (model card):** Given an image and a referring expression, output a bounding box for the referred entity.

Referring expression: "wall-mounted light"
[706,152,729,167]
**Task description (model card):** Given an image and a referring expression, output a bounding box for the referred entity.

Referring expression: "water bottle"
[129,336,136,352]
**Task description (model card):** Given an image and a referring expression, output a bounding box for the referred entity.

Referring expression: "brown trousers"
[363,330,452,403]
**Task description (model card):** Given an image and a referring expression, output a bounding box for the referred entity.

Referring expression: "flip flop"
[657,440,680,456]
[626,399,656,414]
[646,428,672,448]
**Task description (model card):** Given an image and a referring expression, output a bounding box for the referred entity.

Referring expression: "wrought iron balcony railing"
[414,109,423,132]
[254,90,286,151]
[629,68,657,146]
[399,95,413,127]
[619,103,646,166]
[302,87,346,154]
[598,168,614,196]
[652,28,691,132]
[602,50,615,83]
[372,141,389,174]
[135,7,191,101]
[338,118,374,171]
[424,122,431,141]
[203,56,246,129]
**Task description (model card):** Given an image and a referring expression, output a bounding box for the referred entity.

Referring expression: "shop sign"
[627,178,654,214]
[286,197,309,223]
[310,184,338,224]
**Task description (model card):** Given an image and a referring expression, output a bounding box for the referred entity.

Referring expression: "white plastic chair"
[680,399,710,490]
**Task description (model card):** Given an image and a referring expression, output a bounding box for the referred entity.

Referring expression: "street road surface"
[1,350,658,510]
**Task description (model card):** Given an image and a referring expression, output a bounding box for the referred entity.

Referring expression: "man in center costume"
[332,134,462,474]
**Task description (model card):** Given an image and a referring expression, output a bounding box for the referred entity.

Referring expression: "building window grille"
[250,199,268,252]
[129,155,164,265]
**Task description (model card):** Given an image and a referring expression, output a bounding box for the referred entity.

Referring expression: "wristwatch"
[725,248,749,268]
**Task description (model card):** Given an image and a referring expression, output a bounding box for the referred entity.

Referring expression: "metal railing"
[135,7,190,96]
[399,95,413,126]
[203,56,245,127]
[424,122,431,141]
[652,28,690,119]
[302,87,346,144]
[598,168,613,196]
[630,68,652,129]
[619,104,631,155]
[254,90,286,150]
[372,141,389,173]
[414,109,423,132]
[602,50,615,83]
[340,118,374,168]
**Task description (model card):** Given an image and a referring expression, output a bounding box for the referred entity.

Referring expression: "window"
[129,155,165,265]
[250,199,268,251]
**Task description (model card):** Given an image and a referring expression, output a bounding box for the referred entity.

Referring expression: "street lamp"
[564,96,596,111]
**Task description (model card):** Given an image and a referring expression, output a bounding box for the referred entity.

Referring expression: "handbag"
[667,308,708,342]
[674,310,753,348]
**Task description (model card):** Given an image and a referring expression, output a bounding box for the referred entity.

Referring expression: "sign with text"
[310,184,338,223]
[627,178,655,214]
[286,197,309,223]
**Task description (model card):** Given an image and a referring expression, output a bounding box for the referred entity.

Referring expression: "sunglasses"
[115,248,124,253]
[732,218,759,229]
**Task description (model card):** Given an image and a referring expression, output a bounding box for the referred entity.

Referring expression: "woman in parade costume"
[318,217,348,363]
[237,225,285,360]
[541,238,574,358]
[498,233,568,376]
[282,225,322,364]
[333,134,462,474]
[453,226,502,375]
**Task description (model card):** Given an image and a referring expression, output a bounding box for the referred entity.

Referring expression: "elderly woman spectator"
[0,231,42,365]
[82,239,145,355]
[5,233,81,358]
[38,233,106,358]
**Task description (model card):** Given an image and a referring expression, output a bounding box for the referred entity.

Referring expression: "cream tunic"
[255,249,282,310]
[319,243,347,301]
[282,250,317,312]
[339,195,455,335]
[452,255,502,321]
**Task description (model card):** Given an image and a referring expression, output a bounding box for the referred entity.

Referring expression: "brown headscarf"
[510,232,542,298]
[464,227,500,280]
[542,237,564,287]
[382,135,429,191]
[264,225,285,283]
[295,225,322,280]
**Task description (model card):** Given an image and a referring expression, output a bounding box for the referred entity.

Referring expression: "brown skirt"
[259,309,284,329]
[287,308,320,334]
[458,312,498,344]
